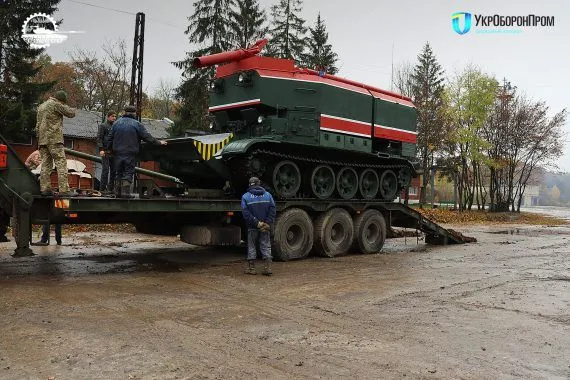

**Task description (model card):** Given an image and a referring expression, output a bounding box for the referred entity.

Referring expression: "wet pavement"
[0,224,569,379]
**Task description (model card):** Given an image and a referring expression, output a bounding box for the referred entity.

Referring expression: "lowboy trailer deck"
[0,133,466,259]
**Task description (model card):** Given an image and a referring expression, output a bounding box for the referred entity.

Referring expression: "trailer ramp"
[380,202,472,244]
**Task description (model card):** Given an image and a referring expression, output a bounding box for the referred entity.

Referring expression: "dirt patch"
[417,208,568,225]
[0,227,569,378]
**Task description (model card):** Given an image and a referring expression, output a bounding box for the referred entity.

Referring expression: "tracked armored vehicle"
[142,40,418,200]
[195,40,418,201]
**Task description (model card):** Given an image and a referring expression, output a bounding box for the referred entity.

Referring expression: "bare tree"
[510,98,565,211]
[482,83,566,212]
[391,61,414,98]
[149,79,177,120]
[69,39,131,119]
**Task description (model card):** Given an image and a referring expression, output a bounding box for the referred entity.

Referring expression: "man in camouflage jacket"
[36,91,76,196]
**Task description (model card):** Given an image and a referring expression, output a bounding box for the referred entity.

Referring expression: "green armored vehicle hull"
[143,41,418,200]
[200,41,418,200]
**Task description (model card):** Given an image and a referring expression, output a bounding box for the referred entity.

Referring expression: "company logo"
[452,12,472,35]
[452,12,555,35]
[22,13,66,48]
[21,13,84,49]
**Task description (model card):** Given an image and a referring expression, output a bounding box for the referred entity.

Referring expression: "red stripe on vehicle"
[374,125,417,143]
[320,115,371,138]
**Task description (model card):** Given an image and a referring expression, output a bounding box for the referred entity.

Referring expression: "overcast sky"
[46,0,570,171]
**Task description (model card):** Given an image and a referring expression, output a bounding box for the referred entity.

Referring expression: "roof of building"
[63,109,171,140]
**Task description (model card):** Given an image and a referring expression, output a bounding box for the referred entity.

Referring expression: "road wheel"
[272,160,301,198]
[272,208,314,261]
[379,169,398,200]
[314,208,354,257]
[336,167,358,200]
[353,209,386,254]
[310,165,335,199]
[359,168,379,200]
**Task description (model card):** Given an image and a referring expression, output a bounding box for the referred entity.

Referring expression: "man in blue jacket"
[241,177,276,275]
[106,105,167,198]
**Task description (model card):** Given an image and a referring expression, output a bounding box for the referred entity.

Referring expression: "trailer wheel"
[314,208,354,257]
[272,208,313,261]
[353,209,386,254]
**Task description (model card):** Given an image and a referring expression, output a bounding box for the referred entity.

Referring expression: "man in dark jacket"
[97,110,117,194]
[106,105,167,198]
[241,177,276,275]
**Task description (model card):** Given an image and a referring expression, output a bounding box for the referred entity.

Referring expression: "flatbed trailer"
[0,134,466,258]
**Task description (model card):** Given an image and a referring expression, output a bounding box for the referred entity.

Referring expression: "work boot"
[40,190,53,197]
[263,259,273,276]
[244,260,256,275]
[120,180,134,199]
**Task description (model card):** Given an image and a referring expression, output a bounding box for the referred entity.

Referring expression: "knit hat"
[248,176,260,187]
[124,105,137,113]
[54,90,67,103]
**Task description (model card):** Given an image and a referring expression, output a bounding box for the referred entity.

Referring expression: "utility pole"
[130,12,145,122]
[390,43,394,92]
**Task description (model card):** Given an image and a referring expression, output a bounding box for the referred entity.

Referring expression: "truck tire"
[353,209,386,254]
[314,208,354,257]
[272,208,313,261]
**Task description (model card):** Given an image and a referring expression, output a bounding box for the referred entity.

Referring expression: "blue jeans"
[114,154,135,182]
[42,223,62,243]
[247,229,272,261]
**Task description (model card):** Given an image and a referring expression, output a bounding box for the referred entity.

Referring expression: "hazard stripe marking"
[193,133,235,161]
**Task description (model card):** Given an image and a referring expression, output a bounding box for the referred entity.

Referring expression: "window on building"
[408,187,418,196]
[63,138,73,149]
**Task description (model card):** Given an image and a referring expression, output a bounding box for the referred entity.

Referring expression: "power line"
[66,0,185,29]
[67,0,134,15]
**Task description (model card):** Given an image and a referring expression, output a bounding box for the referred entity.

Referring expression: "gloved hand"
[257,221,264,230]
[259,222,271,232]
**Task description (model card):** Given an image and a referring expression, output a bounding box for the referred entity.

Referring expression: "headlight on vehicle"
[209,78,225,93]
[237,71,253,86]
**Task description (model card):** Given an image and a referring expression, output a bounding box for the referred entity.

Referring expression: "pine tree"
[173,0,233,135]
[267,0,307,63]
[300,14,338,74]
[409,43,447,206]
[229,0,268,49]
[0,0,61,142]
[185,0,233,56]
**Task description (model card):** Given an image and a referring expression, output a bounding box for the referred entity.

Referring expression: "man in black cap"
[106,105,167,198]
[241,176,276,275]
[97,110,117,194]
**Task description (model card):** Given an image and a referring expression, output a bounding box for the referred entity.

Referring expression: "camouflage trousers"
[39,144,69,193]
